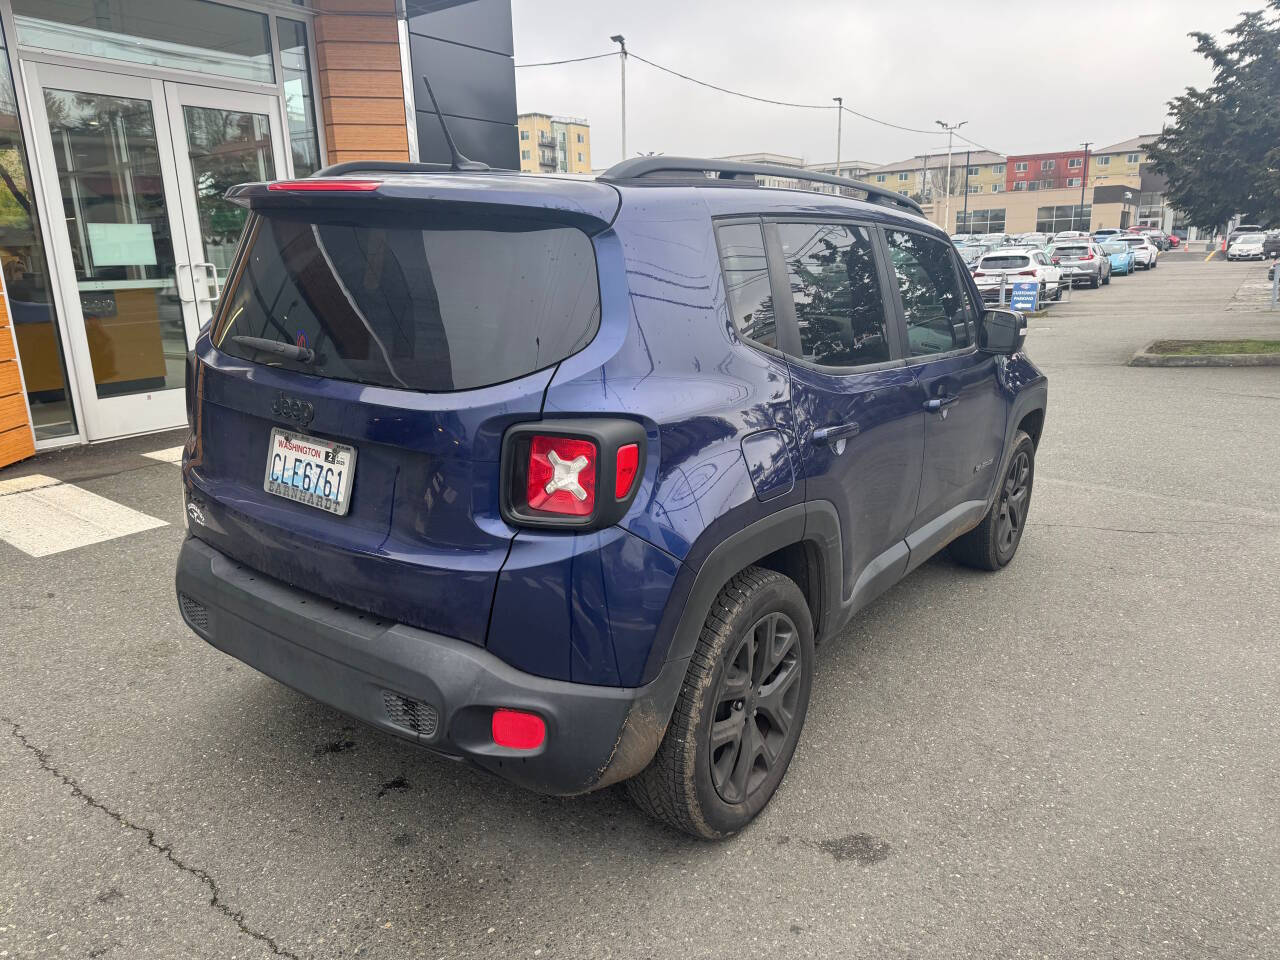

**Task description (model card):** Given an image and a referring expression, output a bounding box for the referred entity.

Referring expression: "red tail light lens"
[267,179,381,192]
[491,709,546,750]
[615,443,639,499]
[525,435,597,516]
[974,270,986,277]
[1081,253,1094,260]
[1016,270,1036,276]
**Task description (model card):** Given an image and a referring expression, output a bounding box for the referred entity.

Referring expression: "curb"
[1130,340,1280,367]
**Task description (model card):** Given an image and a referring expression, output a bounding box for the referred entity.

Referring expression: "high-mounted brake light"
[491,709,545,750]
[525,435,597,517]
[267,179,381,192]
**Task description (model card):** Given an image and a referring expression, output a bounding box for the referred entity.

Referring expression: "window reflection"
[887,231,972,358]
[778,222,890,368]
[280,19,320,177]
[717,223,776,348]
[0,37,76,438]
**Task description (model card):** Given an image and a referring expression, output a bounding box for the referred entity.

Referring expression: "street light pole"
[962,148,972,230]
[832,97,843,180]
[1079,140,1092,229]
[610,35,627,161]
[936,119,967,233]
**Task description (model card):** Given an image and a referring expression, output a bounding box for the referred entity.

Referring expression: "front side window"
[777,222,891,368]
[717,222,776,349]
[887,231,972,358]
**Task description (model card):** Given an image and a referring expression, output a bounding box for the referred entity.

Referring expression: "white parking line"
[143,446,185,464]
[0,474,167,557]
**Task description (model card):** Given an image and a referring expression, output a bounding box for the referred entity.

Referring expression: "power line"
[515,51,618,68]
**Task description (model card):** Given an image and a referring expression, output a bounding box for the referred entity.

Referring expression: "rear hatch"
[185,175,617,644]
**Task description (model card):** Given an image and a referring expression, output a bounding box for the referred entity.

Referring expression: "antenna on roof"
[420,70,489,172]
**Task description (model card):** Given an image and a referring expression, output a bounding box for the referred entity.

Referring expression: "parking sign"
[1009,281,1040,312]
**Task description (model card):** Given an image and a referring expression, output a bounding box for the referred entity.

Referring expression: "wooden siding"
[313,0,410,165]
[0,290,35,469]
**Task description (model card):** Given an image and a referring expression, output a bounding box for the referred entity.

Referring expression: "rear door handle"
[812,421,860,444]
[923,395,959,413]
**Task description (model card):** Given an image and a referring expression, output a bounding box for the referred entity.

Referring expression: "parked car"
[1227,232,1267,261]
[1132,227,1171,251]
[1050,241,1112,288]
[1230,223,1264,240]
[1014,232,1051,249]
[1111,233,1159,269]
[1102,241,1136,276]
[957,243,992,271]
[951,233,978,244]
[1052,230,1090,242]
[1092,228,1122,243]
[973,249,1064,303]
[1166,234,1181,248]
[174,157,1048,840]
[977,232,1009,248]
[1261,230,1280,259]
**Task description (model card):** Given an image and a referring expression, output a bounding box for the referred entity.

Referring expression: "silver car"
[1050,241,1112,288]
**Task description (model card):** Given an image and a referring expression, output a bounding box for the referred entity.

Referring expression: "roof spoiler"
[598,156,925,216]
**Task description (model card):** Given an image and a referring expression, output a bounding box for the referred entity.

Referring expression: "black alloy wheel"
[995,448,1032,561]
[709,611,802,805]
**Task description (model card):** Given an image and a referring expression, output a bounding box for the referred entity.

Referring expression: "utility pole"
[1079,140,1092,229]
[832,97,843,182]
[961,148,972,231]
[936,119,967,233]
[610,35,627,161]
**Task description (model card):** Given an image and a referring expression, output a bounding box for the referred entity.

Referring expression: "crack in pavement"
[2,717,300,960]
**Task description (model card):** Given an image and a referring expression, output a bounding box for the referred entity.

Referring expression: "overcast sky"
[511,0,1245,169]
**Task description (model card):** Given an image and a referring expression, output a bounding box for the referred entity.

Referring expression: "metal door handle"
[923,395,959,413]
[175,263,195,304]
[193,262,219,303]
[812,421,860,444]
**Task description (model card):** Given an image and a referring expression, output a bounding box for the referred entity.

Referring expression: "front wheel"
[948,431,1035,571]
[627,567,814,839]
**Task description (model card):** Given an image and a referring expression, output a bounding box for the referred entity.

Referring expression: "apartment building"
[517,114,591,173]
[866,151,1006,202]
[1006,150,1088,192]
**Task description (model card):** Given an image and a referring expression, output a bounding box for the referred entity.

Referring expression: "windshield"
[1234,234,1264,244]
[213,208,601,392]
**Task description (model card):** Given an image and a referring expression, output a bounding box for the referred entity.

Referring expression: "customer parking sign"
[1009,281,1040,312]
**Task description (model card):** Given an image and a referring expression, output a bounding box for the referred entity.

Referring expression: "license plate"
[263,428,356,516]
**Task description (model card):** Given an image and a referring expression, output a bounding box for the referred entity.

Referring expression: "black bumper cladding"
[175,537,686,795]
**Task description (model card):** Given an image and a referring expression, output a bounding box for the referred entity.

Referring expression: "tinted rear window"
[1054,246,1090,257]
[980,255,1030,269]
[214,209,600,392]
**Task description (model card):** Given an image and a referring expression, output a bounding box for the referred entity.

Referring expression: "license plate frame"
[263,428,357,516]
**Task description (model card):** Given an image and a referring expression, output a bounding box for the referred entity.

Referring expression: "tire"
[1103,272,1111,285]
[1089,275,1099,289]
[627,567,814,840]
[948,430,1035,572]
[1150,259,1157,269]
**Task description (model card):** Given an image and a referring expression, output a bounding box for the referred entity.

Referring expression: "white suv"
[973,249,1064,304]
[1112,234,1159,270]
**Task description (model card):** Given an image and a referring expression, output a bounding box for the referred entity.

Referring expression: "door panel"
[769,220,924,604]
[24,64,197,440]
[883,229,1006,528]
[165,83,287,326]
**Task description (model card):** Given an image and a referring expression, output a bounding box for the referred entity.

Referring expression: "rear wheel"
[1089,274,1100,289]
[1103,271,1111,285]
[948,431,1035,571]
[627,567,814,839]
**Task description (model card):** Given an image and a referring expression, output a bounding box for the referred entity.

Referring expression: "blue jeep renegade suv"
[176,156,1046,839]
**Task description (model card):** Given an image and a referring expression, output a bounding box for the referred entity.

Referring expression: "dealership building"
[0,0,516,469]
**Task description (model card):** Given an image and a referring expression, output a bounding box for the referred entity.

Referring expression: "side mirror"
[979,308,1027,356]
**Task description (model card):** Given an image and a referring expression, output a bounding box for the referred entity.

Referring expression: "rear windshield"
[980,255,1030,269]
[1054,246,1090,257]
[1102,243,1127,254]
[214,208,601,392]
[1116,236,1144,245]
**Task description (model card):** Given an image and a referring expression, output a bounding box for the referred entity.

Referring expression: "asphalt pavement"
[1,258,1277,959]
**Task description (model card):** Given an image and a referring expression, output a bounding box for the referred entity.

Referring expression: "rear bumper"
[176,536,687,795]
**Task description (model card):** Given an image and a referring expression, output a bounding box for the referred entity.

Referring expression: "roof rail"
[597,156,924,216]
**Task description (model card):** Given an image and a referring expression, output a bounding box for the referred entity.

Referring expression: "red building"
[1006,150,1088,193]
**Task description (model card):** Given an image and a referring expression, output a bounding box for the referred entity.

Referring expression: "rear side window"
[886,230,973,357]
[214,209,600,392]
[717,222,777,348]
[776,222,891,368]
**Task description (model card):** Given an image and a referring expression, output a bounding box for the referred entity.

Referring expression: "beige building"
[1088,134,1156,186]
[517,114,591,174]
[866,150,1007,205]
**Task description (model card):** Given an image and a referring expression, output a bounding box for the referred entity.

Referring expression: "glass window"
[1042,159,1055,170]
[1015,161,1028,172]
[886,231,972,357]
[216,209,601,392]
[521,149,530,160]
[0,30,76,438]
[14,0,274,84]
[1126,152,1140,163]
[1097,155,1110,166]
[520,130,529,141]
[991,164,1005,174]
[1068,157,1082,168]
[279,19,320,177]
[777,222,891,368]
[875,174,886,183]
[717,222,776,349]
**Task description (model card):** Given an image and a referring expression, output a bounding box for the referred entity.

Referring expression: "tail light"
[974,270,986,277]
[502,419,647,530]
[1051,257,1060,264]
[1081,253,1095,260]
[1016,270,1036,276]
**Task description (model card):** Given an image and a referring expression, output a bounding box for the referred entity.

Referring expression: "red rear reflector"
[615,443,639,499]
[267,179,381,192]
[492,709,546,750]
[526,435,597,516]
[1016,270,1036,276]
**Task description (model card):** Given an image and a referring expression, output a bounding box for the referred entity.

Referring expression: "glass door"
[24,62,198,440]
[164,83,286,326]
[23,63,288,440]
